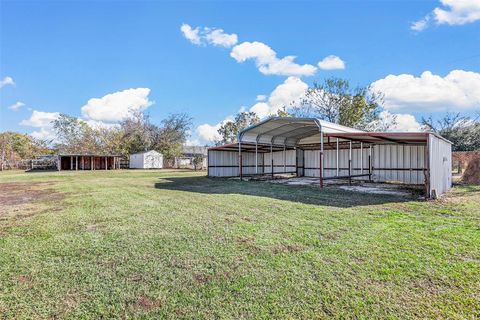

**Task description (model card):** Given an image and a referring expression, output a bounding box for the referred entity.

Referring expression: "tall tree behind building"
[293,77,389,131]
[217,112,259,145]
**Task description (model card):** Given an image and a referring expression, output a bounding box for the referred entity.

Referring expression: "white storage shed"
[207,117,452,198]
[129,150,163,169]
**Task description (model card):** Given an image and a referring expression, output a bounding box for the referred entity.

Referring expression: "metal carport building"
[207,117,452,198]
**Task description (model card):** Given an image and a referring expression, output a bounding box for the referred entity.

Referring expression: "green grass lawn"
[0,170,479,319]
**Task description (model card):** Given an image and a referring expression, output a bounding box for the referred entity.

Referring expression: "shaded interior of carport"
[58,154,121,170]
[208,117,452,198]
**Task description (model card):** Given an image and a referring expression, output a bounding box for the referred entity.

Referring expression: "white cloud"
[180,24,201,45]
[434,0,480,25]
[81,88,153,123]
[205,28,238,47]
[411,16,431,31]
[317,55,346,70]
[83,119,119,130]
[181,24,238,48]
[256,95,267,102]
[411,0,480,30]
[20,110,60,140]
[265,76,308,115]
[378,111,422,132]
[231,41,317,76]
[0,76,15,88]
[196,115,235,144]
[249,102,271,118]
[371,70,480,112]
[193,77,308,144]
[7,101,25,111]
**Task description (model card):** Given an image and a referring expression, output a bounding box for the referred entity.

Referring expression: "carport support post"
[76,156,78,171]
[238,140,242,181]
[105,157,107,170]
[360,142,363,174]
[320,128,324,188]
[91,156,94,170]
[283,144,286,174]
[348,140,352,186]
[368,145,373,182]
[270,143,273,178]
[255,142,258,174]
[336,138,339,176]
[70,156,73,170]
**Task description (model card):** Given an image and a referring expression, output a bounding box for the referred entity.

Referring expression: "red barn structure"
[57,154,122,171]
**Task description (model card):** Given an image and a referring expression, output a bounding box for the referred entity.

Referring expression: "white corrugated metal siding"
[264,150,296,174]
[208,150,263,177]
[373,145,425,184]
[428,134,452,197]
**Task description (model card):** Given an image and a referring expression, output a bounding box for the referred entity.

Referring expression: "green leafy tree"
[52,114,104,154]
[192,154,205,171]
[294,77,387,131]
[119,110,155,154]
[152,113,192,161]
[276,106,291,118]
[0,132,52,170]
[217,112,260,145]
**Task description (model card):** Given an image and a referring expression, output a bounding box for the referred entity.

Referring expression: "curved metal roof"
[239,117,363,147]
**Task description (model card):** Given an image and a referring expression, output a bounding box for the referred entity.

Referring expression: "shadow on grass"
[154,176,416,208]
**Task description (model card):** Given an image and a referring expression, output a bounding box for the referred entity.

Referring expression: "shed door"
[145,155,154,168]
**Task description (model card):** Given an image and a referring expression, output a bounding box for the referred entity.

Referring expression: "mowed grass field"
[0,170,479,319]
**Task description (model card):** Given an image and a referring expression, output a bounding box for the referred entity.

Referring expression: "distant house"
[129,150,163,169]
[175,146,208,170]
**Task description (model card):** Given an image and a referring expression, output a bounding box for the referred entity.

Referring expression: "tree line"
[0,111,192,170]
[1,76,479,169]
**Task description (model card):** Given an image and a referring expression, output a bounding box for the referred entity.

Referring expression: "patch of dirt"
[236,236,261,253]
[0,182,62,208]
[0,181,64,232]
[17,275,31,284]
[338,185,412,196]
[136,296,162,311]
[271,244,304,254]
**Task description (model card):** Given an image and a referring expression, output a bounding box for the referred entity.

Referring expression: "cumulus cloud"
[317,55,346,70]
[205,28,238,47]
[371,70,480,112]
[7,101,25,111]
[196,116,235,144]
[81,88,153,123]
[193,77,308,144]
[378,111,422,132]
[264,76,308,115]
[181,24,321,77]
[256,95,267,102]
[0,76,15,88]
[411,0,480,31]
[411,16,431,31]
[180,24,201,45]
[180,24,238,47]
[20,110,60,140]
[230,41,317,76]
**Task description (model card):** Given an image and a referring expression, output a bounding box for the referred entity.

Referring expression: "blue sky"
[1,0,479,144]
